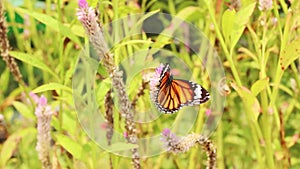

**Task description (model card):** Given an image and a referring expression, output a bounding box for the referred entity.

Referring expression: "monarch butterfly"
[154,64,210,114]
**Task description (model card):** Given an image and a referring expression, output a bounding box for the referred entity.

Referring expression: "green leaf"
[251,78,269,96]
[95,78,112,103]
[221,9,235,45]
[54,134,83,160]
[221,2,256,50]
[61,111,77,136]
[15,7,81,45]
[224,135,247,146]
[0,68,10,93]
[231,83,260,121]
[9,51,59,80]
[230,2,256,49]
[280,38,300,70]
[12,101,35,120]
[0,128,36,167]
[32,83,72,94]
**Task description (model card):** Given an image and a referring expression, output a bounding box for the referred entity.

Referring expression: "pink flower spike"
[162,128,171,136]
[39,95,48,106]
[100,122,107,129]
[29,92,40,104]
[205,109,212,116]
[155,63,165,75]
[78,0,88,8]
[124,132,128,138]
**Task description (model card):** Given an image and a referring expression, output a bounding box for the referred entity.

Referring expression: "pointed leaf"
[32,83,72,94]
[0,128,36,167]
[12,101,35,120]
[280,38,300,70]
[231,83,260,121]
[9,51,59,80]
[221,9,235,44]
[55,134,82,160]
[15,7,81,44]
[251,78,269,96]
[230,2,256,48]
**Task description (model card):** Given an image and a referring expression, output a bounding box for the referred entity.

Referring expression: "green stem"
[217,122,225,169]
[251,124,265,169]
[56,0,65,132]
[269,1,292,129]
[259,13,275,169]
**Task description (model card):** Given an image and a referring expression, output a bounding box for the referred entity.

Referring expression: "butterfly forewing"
[154,64,210,114]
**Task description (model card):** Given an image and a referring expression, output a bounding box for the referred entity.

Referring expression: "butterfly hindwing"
[154,64,210,114]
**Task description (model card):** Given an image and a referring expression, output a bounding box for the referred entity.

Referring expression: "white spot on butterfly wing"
[193,84,203,100]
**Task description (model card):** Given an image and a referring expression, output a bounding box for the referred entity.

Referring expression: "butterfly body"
[154,64,210,114]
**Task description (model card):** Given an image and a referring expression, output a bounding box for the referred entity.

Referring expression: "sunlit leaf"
[221,2,256,50]
[251,78,269,96]
[15,7,81,45]
[9,51,59,80]
[280,38,300,70]
[231,83,260,121]
[95,78,112,104]
[55,134,83,160]
[0,68,10,93]
[230,2,256,48]
[61,111,77,136]
[0,128,36,167]
[12,101,35,120]
[224,135,247,146]
[222,9,235,45]
[32,83,72,94]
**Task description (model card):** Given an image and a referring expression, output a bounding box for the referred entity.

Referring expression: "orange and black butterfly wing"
[155,70,180,113]
[154,64,210,114]
[172,79,210,106]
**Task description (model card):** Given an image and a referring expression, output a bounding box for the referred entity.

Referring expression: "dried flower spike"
[0,1,22,82]
[105,89,114,145]
[161,129,217,169]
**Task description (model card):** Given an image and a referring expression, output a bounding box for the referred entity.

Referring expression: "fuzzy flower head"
[76,0,97,33]
[160,128,181,152]
[78,0,88,8]
[76,0,109,57]
[35,95,53,117]
[149,63,165,100]
[35,95,53,168]
[259,0,273,11]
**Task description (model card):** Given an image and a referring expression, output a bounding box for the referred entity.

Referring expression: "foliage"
[0,0,300,168]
